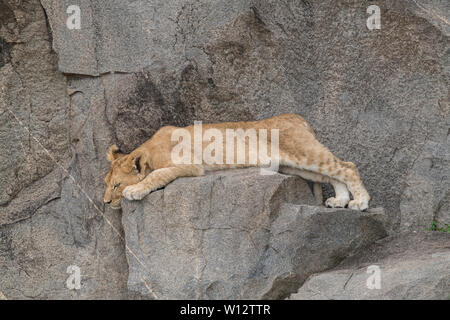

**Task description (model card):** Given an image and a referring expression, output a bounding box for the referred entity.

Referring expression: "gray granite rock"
[0,0,129,299]
[290,232,450,300]
[0,0,448,299]
[121,168,387,299]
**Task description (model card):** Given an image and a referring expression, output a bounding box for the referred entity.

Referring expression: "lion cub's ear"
[107,145,125,162]
[124,151,147,175]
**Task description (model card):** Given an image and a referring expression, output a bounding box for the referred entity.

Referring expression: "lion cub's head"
[103,145,147,209]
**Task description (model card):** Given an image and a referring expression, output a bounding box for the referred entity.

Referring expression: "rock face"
[121,169,387,299]
[0,0,129,299]
[290,232,450,300]
[0,0,448,299]
[29,0,450,232]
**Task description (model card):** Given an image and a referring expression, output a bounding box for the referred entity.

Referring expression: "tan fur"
[104,114,370,210]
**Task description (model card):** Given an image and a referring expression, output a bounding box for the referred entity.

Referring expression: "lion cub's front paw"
[325,197,350,208]
[348,199,369,211]
[122,184,151,201]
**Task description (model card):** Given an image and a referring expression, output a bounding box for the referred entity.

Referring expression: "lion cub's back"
[147,113,315,148]
[262,113,316,136]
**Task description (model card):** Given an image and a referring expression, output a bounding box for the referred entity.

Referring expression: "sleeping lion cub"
[104,114,370,210]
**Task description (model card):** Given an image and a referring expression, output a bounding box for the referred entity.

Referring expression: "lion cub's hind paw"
[325,197,349,208]
[348,199,369,211]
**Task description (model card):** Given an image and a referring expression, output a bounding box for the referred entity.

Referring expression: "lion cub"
[104,114,370,210]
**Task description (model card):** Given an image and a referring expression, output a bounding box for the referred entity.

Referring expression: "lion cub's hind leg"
[280,167,350,208]
[324,180,351,208]
[281,137,370,210]
[279,167,325,204]
[296,171,351,208]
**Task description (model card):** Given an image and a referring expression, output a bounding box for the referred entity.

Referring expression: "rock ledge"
[122,169,387,299]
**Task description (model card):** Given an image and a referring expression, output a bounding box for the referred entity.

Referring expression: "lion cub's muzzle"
[104,198,122,210]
